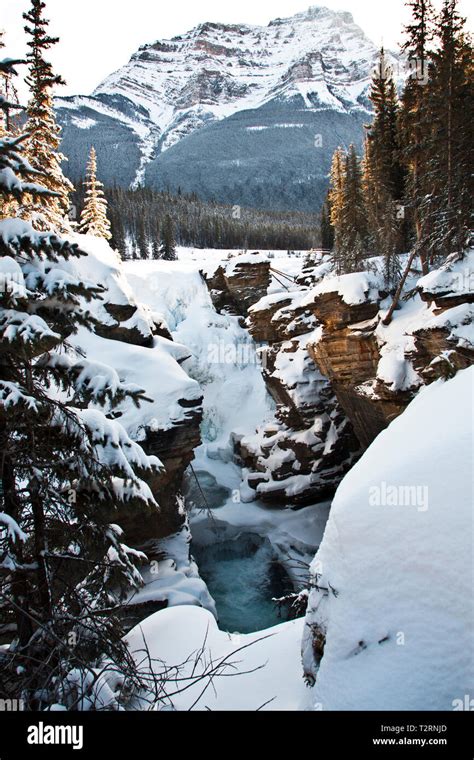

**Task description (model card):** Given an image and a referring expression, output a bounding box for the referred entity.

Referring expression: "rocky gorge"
[82,244,473,638]
[200,249,474,505]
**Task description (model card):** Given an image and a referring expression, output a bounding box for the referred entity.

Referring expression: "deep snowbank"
[126,605,308,711]
[303,367,474,710]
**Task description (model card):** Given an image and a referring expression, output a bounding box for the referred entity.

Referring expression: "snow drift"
[302,367,474,710]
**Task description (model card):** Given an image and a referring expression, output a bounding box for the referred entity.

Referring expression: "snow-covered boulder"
[302,367,474,710]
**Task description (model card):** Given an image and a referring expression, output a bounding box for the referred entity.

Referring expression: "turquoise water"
[193,533,292,634]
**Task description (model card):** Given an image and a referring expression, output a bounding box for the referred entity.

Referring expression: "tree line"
[72,184,321,257]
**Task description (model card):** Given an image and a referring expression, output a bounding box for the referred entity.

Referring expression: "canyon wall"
[202,250,474,506]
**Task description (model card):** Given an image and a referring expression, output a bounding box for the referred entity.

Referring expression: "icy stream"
[124,253,328,633]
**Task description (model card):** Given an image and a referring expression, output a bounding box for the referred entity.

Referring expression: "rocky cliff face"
[202,253,361,506]
[304,290,398,449]
[203,249,474,508]
[204,253,271,317]
[301,251,474,449]
[240,290,361,505]
[55,6,400,211]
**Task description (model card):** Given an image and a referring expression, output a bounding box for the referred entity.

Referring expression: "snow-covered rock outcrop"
[240,283,360,506]
[303,250,474,447]
[65,235,204,543]
[222,249,474,505]
[302,366,474,709]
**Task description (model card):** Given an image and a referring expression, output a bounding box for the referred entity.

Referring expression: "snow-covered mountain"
[56,6,399,211]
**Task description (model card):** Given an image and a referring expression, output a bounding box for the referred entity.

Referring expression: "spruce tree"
[0,33,22,137]
[160,214,177,261]
[336,145,368,273]
[422,0,473,261]
[110,210,128,259]
[399,0,435,273]
[363,49,405,286]
[21,0,73,231]
[137,218,149,259]
[79,147,112,240]
[152,234,161,260]
[0,60,162,709]
[320,195,334,251]
[328,147,345,239]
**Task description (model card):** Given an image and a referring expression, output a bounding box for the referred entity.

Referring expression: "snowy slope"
[92,6,387,146]
[303,367,474,710]
[126,605,309,710]
[124,371,472,711]
[65,235,203,438]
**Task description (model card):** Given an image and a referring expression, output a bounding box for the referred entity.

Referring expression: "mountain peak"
[268,5,355,26]
[55,6,398,207]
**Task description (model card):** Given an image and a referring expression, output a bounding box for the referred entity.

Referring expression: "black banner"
[0,711,472,758]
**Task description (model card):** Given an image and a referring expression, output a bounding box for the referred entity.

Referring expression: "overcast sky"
[2,0,473,101]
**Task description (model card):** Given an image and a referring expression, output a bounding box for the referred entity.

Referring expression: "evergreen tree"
[110,212,127,259]
[320,195,334,251]
[363,49,405,286]
[421,0,473,261]
[0,40,24,222]
[152,234,161,261]
[399,0,435,273]
[136,218,149,259]
[0,33,22,137]
[0,60,161,709]
[21,0,73,231]
[336,145,368,273]
[328,147,345,241]
[160,214,177,261]
[79,146,112,240]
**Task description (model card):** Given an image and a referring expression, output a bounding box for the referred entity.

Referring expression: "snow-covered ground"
[124,365,473,711]
[126,605,310,711]
[303,366,474,710]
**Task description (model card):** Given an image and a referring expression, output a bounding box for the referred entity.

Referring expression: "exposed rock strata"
[202,256,362,505]
[204,251,474,506]
[203,255,271,316]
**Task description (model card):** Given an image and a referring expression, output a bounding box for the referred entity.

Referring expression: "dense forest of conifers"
[72,184,322,256]
[323,0,473,293]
